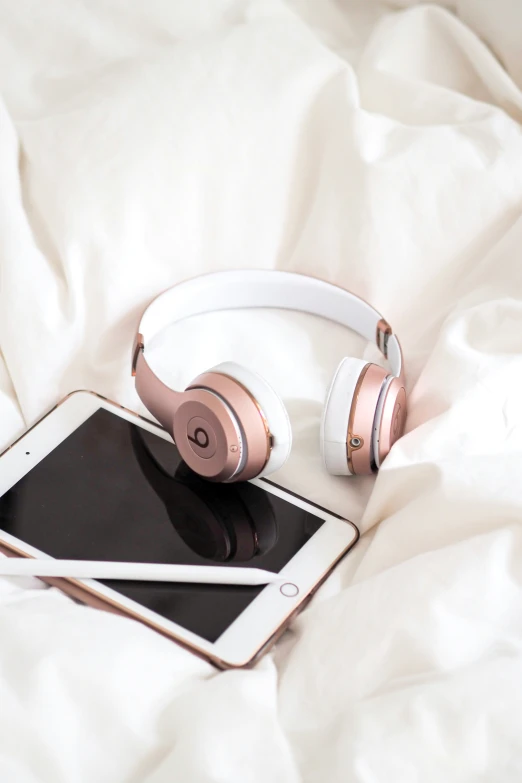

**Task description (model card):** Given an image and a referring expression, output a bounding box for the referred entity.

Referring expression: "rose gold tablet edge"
[0,389,360,669]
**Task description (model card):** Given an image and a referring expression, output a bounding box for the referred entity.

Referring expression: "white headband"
[137,270,403,378]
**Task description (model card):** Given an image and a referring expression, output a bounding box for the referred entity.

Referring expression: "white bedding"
[1,1,522,780]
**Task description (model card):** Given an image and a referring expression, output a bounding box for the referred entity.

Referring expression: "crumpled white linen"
[0,1,521,780]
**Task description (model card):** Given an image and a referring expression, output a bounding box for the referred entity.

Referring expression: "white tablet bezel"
[0,391,359,668]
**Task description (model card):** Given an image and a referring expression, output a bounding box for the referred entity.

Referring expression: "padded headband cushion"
[210,361,292,476]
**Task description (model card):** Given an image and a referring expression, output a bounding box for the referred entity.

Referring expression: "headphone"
[130,424,278,561]
[132,270,406,482]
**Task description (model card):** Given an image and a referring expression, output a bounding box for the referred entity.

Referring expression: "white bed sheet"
[0,1,521,780]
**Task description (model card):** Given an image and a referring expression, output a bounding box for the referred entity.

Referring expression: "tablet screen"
[0,408,324,642]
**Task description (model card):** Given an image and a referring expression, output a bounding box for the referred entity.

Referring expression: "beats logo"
[188,427,210,449]
[187,417,217,458]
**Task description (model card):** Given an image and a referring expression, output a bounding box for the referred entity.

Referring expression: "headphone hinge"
[376,319,392,359]
[131,333,145,376]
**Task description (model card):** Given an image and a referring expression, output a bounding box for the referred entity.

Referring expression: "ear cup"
[203,362,292,478]
[372,375,395,469]
[322,358,389,476]
[321,358,368,476]
[171,386,246,482]
[372,376,407,469]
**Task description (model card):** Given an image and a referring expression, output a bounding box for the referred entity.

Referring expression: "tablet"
[0,391,358,668]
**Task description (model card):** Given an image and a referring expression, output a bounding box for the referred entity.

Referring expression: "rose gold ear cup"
[378,380,407,464]
[172,389,244,482]
[184,371,271,482]
[347,364,388,475]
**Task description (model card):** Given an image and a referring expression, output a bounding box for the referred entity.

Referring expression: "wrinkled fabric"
[0,1,521,780]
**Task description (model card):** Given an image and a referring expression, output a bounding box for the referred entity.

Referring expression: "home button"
[280,582,299,598]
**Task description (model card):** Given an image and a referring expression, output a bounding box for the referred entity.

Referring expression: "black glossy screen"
[0,408,324,642]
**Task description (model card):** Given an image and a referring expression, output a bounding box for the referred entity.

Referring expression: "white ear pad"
[321,358,368,476]
[210,362,292,476]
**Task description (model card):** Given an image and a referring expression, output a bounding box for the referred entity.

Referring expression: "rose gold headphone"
[132,270,406,483]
